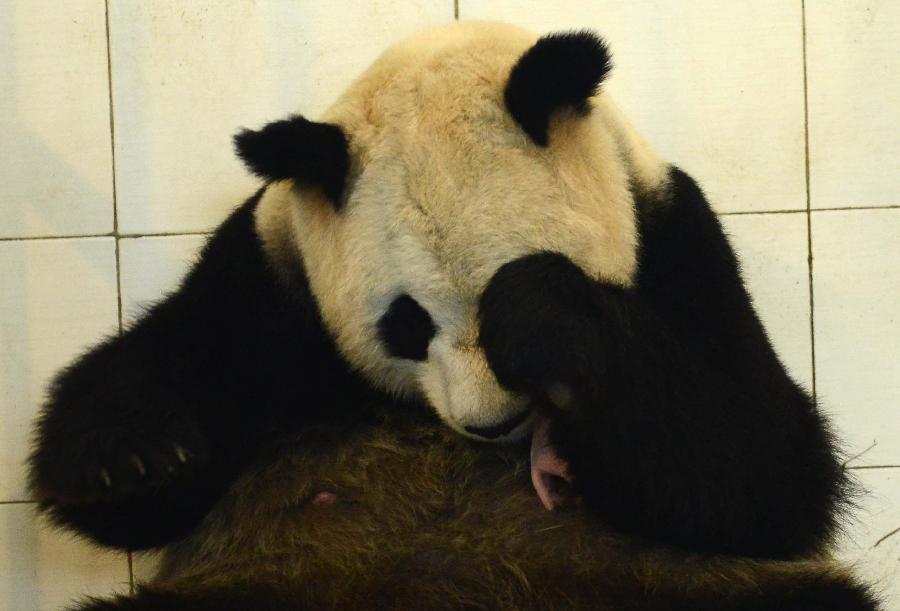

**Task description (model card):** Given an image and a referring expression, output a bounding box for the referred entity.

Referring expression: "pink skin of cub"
[530,414,574,511]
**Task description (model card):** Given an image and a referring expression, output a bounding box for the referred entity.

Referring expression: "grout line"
[1,204,894,241]
[719,208,807,216]
[716,205,900,216]
[121,230,213,239]
[115,237,125,332]
[105,0,119,240]
[801,0,817,400]
[106,0,125,335]
[0,500,36,505]
[808,204,900,212]
[105,0,133,589]
[4,205,894,243]
[806,214,817,400]
[0,230,214,243]
[0,233,115,242]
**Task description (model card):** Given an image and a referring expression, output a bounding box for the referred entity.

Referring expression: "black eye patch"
[377,294,437,361]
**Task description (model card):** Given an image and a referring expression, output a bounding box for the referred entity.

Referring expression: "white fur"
[255,22,667,440]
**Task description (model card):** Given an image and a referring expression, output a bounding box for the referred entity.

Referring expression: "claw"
[99,468,113,488]
[129,454,146,477]
[174,445,189,464]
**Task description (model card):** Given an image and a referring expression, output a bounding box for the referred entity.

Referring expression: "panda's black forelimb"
[28,189,383,550]
[479,166,849,559]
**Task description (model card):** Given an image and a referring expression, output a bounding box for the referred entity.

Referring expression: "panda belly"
[151,412,601,587]
[141,413,858,611]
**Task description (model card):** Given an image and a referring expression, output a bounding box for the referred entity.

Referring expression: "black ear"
[505,31,612,147]
[234,115,349,207]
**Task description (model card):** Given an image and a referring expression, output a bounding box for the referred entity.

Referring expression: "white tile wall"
[807,0,900,209]
[0,238,119,502]
[0,504,129,611]
[108,0,453,235]
[460,0,807,214]
[721,213,813,387]
[119,234,209,325]
[0,1,114,239]
[813,209,900,466]
[1,0,896,606]
[838,468,900,609]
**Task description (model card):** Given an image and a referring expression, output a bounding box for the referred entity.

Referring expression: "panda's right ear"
[234,115,349,208]
[505,31,612,147]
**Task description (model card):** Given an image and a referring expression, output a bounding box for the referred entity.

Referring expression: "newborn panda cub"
[29,21,878,611]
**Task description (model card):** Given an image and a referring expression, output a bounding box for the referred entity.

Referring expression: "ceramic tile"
[0,238,119,502]
[0,503,129,611]
[837,468,900,610]
[812,209,900,465]
[0,0,114,238]
[459,0,807,213]
[118,234,209,325]
[807,0,900,209]
[720,213,813,387]
[109,0,453,234]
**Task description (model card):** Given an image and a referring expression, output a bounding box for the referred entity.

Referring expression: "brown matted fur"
[110,407,870,611]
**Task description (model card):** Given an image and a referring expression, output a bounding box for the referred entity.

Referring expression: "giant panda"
[28,21,878,611]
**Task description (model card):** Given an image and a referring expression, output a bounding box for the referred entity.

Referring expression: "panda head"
[237,22,666,442]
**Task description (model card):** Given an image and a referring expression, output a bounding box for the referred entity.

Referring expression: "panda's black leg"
[29,191,375,550]
[479,167,847,559]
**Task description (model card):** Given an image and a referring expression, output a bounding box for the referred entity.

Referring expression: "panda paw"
[478,251,603,408]
[29,406,208,505]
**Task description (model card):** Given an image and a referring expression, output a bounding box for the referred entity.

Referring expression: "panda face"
[252,22,667,441]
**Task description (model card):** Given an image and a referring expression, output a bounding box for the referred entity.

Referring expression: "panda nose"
[464,410,530,439]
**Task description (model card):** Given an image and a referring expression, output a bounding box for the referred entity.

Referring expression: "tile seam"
[104,0,133,591]
[801,0,817,400]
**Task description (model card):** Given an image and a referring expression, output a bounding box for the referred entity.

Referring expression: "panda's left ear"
[505,31,612,147]
[234,115,349,207]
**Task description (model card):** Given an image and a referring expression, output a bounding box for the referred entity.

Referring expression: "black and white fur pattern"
[254,23,652,441]
[28,21,876,610]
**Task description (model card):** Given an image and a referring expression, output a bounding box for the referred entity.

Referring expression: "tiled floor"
[1,1,897,608]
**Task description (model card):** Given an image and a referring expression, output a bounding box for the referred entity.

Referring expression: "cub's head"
[237,22,665,442]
